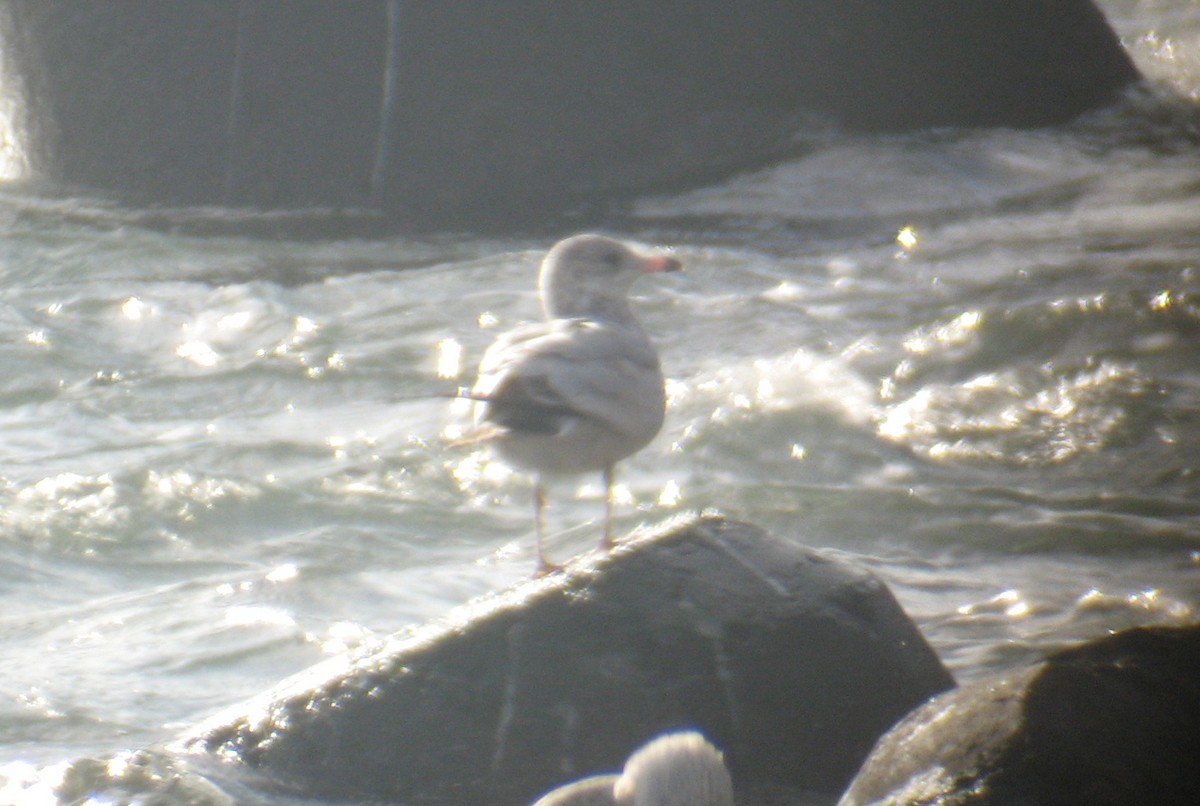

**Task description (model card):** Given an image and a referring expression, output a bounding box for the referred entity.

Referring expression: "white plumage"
[530,731,735,806]
[466,234,680,573]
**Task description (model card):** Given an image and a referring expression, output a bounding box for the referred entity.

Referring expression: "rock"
[1,1,1138,228]
[839,624,1200,806]
[174,515,953,804]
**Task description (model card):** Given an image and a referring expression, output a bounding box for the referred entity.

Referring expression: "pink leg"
[533,479,561,576]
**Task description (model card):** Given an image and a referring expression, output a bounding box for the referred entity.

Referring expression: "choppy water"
[3,2,1200,802]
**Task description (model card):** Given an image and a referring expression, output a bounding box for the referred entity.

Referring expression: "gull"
[464,233,679,573]
[529,731,735,806]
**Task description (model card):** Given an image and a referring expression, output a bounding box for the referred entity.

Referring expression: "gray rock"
[2,1,1138,228]
[175,515,953,804]
[840,624,1200,806]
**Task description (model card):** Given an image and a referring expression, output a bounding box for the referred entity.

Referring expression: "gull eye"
[601,249,622,268]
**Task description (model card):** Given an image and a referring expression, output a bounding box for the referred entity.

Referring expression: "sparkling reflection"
[877,359,1146,465]
[957,589,1031,619]
[435,337,463,379]
[222,605,296,628]
[176,339,220,367]
[896,225,919,251]
[264,563,299,584]
[1077,587,1194,620]
[121,296,152,320]
[902,310,982,355]
[657,479,682,507]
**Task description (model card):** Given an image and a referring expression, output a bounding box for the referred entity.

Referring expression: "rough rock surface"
[2,1,1139,227]
[176,515,953,805]
[839,624,1200,806]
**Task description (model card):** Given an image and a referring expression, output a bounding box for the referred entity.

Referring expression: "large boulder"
[175,515,953,804]
[1,1,1139,227]
[840,624,1200,806]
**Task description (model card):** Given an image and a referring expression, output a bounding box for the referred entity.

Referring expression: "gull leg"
[533,478,561,576]
[600,464,615,549]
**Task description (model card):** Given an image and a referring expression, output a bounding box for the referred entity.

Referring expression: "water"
[2,1,1200,802]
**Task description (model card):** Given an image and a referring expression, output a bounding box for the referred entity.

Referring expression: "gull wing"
[473,319,664,441]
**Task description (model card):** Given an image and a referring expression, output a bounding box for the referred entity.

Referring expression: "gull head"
[538,234,681,323]
[613,731,734,806]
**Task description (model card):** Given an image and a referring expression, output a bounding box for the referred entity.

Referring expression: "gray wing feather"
[474,320,664,440]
